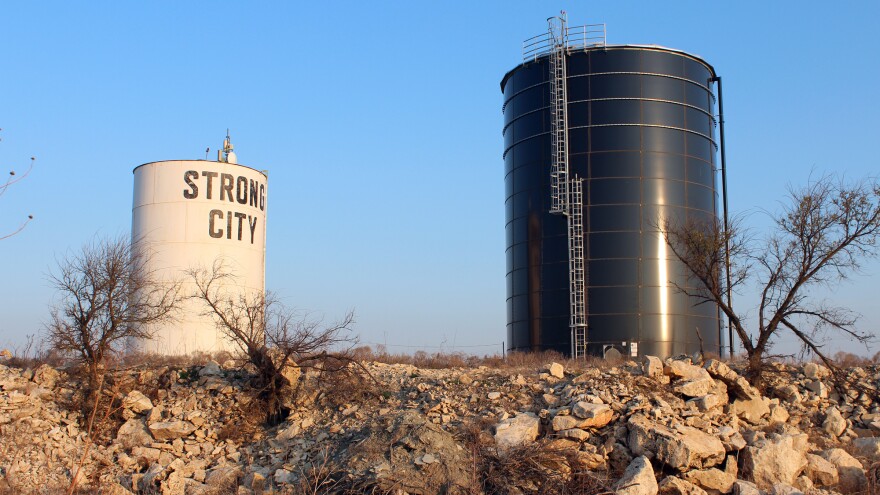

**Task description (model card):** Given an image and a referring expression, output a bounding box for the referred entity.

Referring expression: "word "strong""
[182,170,266,244]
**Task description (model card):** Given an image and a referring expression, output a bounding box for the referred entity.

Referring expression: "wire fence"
[361,341,506,356]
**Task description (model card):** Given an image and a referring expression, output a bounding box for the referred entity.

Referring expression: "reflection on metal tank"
[501,36,721,358]
[131,148,267,355]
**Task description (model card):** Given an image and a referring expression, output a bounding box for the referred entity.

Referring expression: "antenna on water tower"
[218,129,237,164]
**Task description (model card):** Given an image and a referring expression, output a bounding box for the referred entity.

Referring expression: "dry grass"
[478,441,612,495]
[868,461,880,495]
[214,397,265,445]
[1,334,66,370]
[454,416,613,495]
[352,346,632,374]
[117,350,236,370]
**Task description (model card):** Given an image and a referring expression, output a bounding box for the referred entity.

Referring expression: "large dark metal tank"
[501,45,721,358]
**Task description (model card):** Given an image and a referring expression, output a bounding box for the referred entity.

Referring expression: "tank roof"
[132,159,267,177]
[500,44,717,91]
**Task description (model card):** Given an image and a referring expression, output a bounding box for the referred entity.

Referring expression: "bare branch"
[662,174,880,387]
[1,151,35,239]
[188,260,366,425]
[0,156,34,197]
[46,235,182,387]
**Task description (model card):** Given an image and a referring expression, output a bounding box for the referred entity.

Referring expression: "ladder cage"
[545,15,589,359]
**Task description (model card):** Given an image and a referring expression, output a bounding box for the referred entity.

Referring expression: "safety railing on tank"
[522,24,607,63]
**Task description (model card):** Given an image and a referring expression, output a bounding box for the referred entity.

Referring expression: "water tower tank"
[501,23,721,358]
[131,149,267,355]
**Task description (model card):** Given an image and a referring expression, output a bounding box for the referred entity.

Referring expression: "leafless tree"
[46,235,181,389]
[1,128,34,240]
[189,260,360,424]
[662,174,880,387]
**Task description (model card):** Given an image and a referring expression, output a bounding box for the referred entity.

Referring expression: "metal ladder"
[547,14,588,359]
[569,180,587,357]
[548,17,569,215]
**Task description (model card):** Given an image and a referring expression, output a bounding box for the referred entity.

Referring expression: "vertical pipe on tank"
[712,76,733,358]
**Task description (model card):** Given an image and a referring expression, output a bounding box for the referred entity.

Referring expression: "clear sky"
[2,1,878,357]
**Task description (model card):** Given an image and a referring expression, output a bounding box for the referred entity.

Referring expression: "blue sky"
[2,1,878,357]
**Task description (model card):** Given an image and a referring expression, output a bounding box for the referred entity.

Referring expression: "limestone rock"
[731,398,769,423]
[546,362,564,379]
[571,402,613,427]
[32,364,60,389]
[819,448,867,493]
[731,481,762,495]
[768,484,802,495]
[773,384,801,403]
[803,362,828,379]
[552,413,583,432]
[117,418,153,449]
[276,422,301,441]
[494,412,540,453]
[742,434,807,487]
[644,356,664,378]
[718,427,746,452]
[267,349,301,387]
[803,453,838,487]
[199,361,223,376]
[161,470,186,495]
[821,408,846,437]
[723,455,738,478]
[616,455,658,495]
[675,377,718,398]
[703,359,762,401]
[768,403,789,424]
[559,428,590,441]
[805,380,827,398]
[204,465,242,488]
[274,469,294,484]
[792,476,812,493]
[659,476,708,495]
[102,482,135,495]
[665,360,711,381]
[628,414,725,471]
[123,390,153,414]
[681,468,735,494]
[852,436,880,458]
[148,421,197,441]
[575,450,607,471]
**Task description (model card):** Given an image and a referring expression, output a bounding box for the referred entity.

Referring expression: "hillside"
[1,355,879,494]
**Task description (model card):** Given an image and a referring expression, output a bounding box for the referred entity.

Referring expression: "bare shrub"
[46,235,181,390]
[662,174,880,387]
[2,333,64,369]
[831,351,877,368]
[189,259,363,425]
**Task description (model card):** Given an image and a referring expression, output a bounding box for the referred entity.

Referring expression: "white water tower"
[131,133,268,354]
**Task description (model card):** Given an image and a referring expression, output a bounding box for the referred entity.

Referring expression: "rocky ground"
[1,355,879,494]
